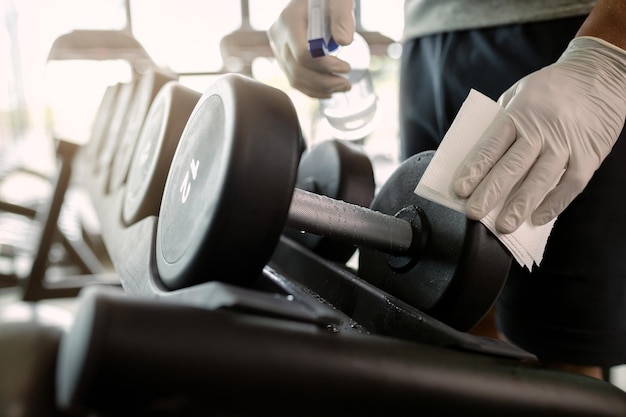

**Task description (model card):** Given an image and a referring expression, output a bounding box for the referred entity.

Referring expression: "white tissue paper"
[414,89,556,270]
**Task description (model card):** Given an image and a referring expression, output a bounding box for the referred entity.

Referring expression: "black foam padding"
[56,286,626,417]
[0,301,73,417]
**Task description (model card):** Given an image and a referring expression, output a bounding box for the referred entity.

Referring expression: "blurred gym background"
[0,0,404,187]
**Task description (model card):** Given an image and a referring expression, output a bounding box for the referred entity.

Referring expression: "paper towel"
[414,89,556,270]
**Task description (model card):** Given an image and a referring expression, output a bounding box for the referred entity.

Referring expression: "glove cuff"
[562,36,626,70]
[560,36,626,104]
[574,35,626,58]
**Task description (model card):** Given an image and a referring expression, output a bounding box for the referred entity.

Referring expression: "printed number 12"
[179,158,199,204]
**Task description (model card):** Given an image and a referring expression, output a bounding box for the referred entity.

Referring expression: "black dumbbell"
[154,74,512,330]
[284,138,375,263]
[95,80,138,177]
[79,83,121,174]
[108,69,177,193]
[357,150,512,330]
[123,81,201,226]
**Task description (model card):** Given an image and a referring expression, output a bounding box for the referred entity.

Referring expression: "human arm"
[267,0,355,98]
[452,0,626,234]
[577,0,626,49]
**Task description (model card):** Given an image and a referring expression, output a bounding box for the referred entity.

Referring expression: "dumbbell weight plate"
[80,83,121,168]
[123,81,201,226]
[358,151,512,331]
[155,74,301,290]
[284,139,375,263]
[95,80,138,177]
[108,69,177,193]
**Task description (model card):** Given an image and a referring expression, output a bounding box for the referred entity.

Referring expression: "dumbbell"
[123,81,201,226]
[108,68,177,193]
[155,74,512,331]
[284,138,375,263]
[80,83,121,170]
[95,80,138,177]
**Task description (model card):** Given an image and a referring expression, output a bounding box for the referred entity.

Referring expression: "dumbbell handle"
[286,188,414,256]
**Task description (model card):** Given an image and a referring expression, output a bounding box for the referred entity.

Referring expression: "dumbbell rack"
[54,143,626,417]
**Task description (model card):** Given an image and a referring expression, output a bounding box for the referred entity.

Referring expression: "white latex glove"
[267,0,355,98]
[453,36,626,234]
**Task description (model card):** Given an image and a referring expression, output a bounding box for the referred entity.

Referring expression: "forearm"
[577,0,626,49]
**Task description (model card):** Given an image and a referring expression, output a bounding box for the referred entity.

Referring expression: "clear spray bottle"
[308,0,378,140]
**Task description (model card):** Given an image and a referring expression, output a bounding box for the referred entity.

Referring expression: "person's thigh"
[399,17,582,159]
[497,121,626,367]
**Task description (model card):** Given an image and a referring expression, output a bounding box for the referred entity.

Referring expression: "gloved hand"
[453,36,626,234]
[267,0,355,98]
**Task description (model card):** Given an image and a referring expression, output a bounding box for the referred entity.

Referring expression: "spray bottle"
[308,0,377,140]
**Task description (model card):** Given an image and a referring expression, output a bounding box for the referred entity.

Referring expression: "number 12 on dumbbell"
[179,158,199,204]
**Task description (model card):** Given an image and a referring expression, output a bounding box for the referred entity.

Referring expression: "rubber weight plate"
[95,80,138,178]
[156,74,301,290]
[109,69,177,193]
[284,139,375,263]
[81,83,121,167]
[123,81,201,226]
[358,151,512,331]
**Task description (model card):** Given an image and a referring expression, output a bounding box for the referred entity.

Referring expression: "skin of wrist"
[576,0,626,50]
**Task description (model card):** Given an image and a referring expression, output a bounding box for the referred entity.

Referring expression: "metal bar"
[286,188,413,255]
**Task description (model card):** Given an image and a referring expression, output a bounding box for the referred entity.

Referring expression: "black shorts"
[400,16,626,366]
